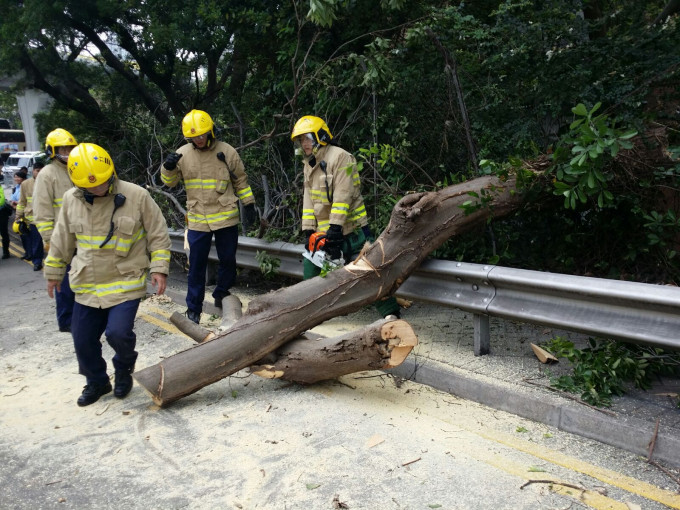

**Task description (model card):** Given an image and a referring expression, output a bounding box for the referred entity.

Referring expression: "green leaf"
[528,466,546,472]
[516,426,528,433]
[572,103,588,116]
[306,483,321,490]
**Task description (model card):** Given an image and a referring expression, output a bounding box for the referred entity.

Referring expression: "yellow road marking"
[367,382,680,509]
[473,427,680,509]
[469,449,632,509]
[137,312,186,337]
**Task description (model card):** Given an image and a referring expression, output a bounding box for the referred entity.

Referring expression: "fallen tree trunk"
[134,174,527,406]
[169,312,417,384]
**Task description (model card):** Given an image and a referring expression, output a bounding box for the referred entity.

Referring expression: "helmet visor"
[293,132,316,150]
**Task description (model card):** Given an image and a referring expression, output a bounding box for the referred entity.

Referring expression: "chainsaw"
[302,231,345,269]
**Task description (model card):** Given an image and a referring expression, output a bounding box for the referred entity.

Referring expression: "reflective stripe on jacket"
[301,144,368,235]
[16,177,36,223]
[32,160,73,244]
[43,179,171,309]
[160,140,254,232]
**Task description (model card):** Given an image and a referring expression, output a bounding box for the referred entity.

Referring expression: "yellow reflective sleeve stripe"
[161,173,179,186]
[352,173,361,186]
[302,208,315,221]
[151,249,170,262]
[330,202,349,216]
[53,198,62,208]
[37,221,54,233]
[351,205,367,221]
[236,187,253,200]
[70,275,147,297]
[16,204,25,213]
[45,255,66,269]
[27,197,32,204]
[317,220,330,232]
[187,209,239,225]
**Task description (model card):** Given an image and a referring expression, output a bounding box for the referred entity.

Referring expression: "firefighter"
[161,109,257,324]
[33,128,78,332]
[291,115,400,318]
[15,159,46,270]
[44,143,171,407]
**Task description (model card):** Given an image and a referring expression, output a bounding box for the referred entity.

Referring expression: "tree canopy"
[0,0,678,282]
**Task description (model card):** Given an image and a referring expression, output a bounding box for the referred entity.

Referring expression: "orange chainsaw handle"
[308,231,327,253]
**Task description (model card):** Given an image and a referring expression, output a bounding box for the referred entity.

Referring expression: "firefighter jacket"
[301,144,368,235]
[160,141,254,232]
[44,179,171,309]
[33,159,73,244]
[16,177,36,224]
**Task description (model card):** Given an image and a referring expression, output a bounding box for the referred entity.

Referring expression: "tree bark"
[134,174,526,406]
[250,319,417,384]
[167,312,417,385]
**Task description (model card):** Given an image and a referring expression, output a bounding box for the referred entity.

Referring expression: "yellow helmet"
[291,116,333,146]
[67,143,115,189]
[182,109,214,138]
[45,128,78,159]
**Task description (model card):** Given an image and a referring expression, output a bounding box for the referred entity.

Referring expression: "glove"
[163,152,182,170]
[44,242,50,253]
[302,230,314,248]
[325,224,344,260]
[243,203,257,232]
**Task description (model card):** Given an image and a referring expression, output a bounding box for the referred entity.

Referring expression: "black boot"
[214,290,230,309]
[186,309,201,324]
[114,370,133,398]
[77,381,112,407]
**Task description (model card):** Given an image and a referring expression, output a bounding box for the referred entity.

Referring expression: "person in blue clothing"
[10,169,31,260]
[0,186,10,259]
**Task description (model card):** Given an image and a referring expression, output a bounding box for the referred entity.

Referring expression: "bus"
[0,129,26,163]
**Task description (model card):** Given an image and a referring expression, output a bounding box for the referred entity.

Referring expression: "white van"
[3,151,44,182]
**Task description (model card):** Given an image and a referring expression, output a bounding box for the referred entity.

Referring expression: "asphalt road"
[1,245,679,509]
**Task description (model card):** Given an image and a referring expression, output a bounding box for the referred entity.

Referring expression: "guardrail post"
[473,313,490,356]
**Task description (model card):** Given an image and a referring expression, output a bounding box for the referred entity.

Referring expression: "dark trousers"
[29,224,44,267]
[56,270,75,331]
[186,225,239,313]
[0,205,10,256]
[71,299,140,385]
[20,232,31,259]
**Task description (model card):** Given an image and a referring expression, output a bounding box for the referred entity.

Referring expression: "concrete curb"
[388,357,680,468]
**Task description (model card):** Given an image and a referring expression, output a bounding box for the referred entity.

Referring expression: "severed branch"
[169,306,417,385]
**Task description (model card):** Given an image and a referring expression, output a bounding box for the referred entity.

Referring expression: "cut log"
[168,309,417,384]
[169,312,215,343]
[218,294,243,331]
[134,174,527,406]
[250,319,417,384]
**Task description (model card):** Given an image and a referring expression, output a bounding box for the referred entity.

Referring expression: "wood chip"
[530,343,558,364]
[365,434,385,448]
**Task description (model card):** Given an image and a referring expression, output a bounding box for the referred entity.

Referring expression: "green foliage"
[551,103,637,209]
[255,250,281,280]
[543,337,680,407]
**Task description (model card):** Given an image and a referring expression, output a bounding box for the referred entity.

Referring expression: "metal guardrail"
[169,231,680,354]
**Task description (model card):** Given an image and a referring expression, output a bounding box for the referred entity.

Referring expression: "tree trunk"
[167,312,417,385]
[250,319,417,384]
[134,174,526,406]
